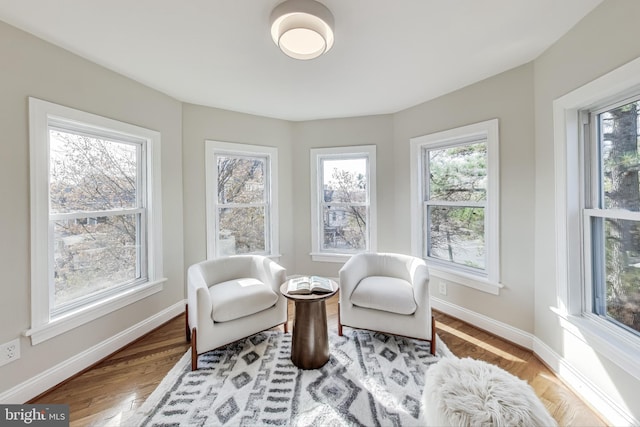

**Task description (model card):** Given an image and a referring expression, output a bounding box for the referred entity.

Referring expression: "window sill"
[428,266,502,295]
[24,279,166,345]
[310,252,353,263]
[552,307,640,381]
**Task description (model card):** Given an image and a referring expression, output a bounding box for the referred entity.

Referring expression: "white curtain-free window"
[205,141,279,259]
[583,94,640,339]
[310,145,377,262]
[27,98,164,345]
[410,119,500,294]
[553,57,640,380]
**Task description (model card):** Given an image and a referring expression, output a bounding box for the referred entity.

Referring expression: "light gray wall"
[394,63,536,333]
[290,115,394,278]
[533,0,640,420]
[181,104,294,272]
[0,21,184,393]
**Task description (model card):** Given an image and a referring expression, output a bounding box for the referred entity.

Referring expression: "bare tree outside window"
[49,129,143,311]
[216,155,267,255]
[321,158,368,252]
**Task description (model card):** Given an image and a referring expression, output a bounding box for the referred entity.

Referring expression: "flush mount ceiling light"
[270,0,334,60]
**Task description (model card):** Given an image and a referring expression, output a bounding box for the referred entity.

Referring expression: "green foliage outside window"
[597,101,640,334]
[427,142,486,270]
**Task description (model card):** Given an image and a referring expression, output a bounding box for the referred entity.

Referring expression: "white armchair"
[338,252,436,354]
[186,255,288,370]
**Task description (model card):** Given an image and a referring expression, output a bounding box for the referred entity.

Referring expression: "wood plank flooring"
[30,296,608,426]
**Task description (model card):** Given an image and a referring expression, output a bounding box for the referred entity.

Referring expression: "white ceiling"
[0,0,603,121]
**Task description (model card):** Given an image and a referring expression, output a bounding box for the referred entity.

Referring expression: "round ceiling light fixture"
[270,0,334,60]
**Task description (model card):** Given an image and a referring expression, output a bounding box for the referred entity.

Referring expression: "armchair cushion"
[210,278,278,322]
[350,276,417,315]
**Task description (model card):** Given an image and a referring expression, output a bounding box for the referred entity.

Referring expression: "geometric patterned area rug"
[126,329,453,426]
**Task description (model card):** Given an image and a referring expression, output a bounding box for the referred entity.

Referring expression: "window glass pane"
[217,156,265,204]
[322,205,367,251]
[322,158,367,203]
[218,207,265,254]
[600,217,640,335]
[49,130,139,213]
[53,214,140,308]
[428,142,487,202]
[599,101,640,211]
[428,206,485,269]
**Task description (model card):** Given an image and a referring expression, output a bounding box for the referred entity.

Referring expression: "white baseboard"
[0,301,185,404]
[533,337,639,427]
[432,296,638,426]
[431,296,534,349]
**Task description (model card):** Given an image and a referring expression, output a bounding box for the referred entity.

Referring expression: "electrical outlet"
[0,338,20,367]
[438,280,447,296]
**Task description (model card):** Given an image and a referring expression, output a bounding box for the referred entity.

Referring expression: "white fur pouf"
[422,357,558,427]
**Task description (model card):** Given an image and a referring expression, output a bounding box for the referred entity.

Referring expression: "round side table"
[280,278,339,369]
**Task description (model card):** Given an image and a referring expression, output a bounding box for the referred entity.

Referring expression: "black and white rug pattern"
[127,329,451,426]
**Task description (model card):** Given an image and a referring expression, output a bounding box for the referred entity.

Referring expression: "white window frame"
[27,97,164,345]
[553,57,640,380]
[205,141,279,259]
[410,119,501,294]
[310,145,377,263]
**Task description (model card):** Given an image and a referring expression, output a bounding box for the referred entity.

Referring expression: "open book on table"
[287,276,333,295]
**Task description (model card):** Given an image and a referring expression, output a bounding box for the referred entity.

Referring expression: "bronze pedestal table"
[280,279,339,370]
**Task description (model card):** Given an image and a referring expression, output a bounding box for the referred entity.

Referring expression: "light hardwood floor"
[30,296,608,426]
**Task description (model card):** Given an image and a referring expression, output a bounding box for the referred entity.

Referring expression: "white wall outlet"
[0,338,20,367]
[438,280,447,296]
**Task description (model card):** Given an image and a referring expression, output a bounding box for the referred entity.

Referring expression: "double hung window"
[411,119,499,292]
[48,122,146,314]
[28,98,163,344]
[205,141,278,258]
[584,95,640,337]
[553,58,640,377]
[310,146,377,261]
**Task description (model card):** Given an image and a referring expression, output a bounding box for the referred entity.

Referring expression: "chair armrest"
[187,264,213,329]
[253,256,287,293]
[409,259,430,306]
[339,254,370,300]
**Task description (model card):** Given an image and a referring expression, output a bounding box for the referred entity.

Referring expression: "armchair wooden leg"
[284,300,289,333]
[338,302,343,336]
[185,304,191,342]
[430,315,436,355]
[191,328,198,370]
